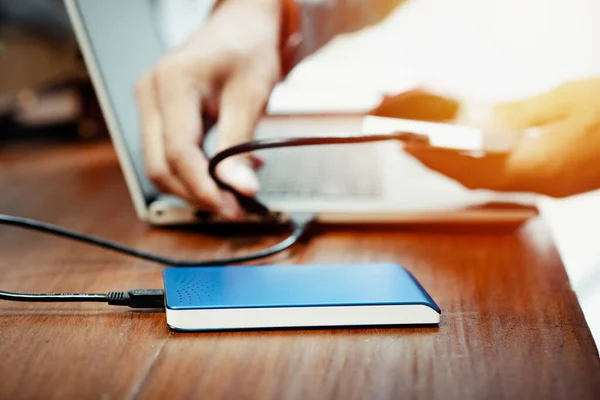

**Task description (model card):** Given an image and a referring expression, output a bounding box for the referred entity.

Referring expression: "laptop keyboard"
[256,143,383,199]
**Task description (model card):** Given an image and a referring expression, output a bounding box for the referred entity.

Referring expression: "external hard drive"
[163,263,440,331]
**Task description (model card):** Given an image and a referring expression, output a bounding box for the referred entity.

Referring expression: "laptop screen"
[73,0,169,203]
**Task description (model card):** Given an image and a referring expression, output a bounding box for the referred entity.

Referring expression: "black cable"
[0,130,427,305]
[0,212,313,267]
[0,288,164,308]
[0,291,107,303]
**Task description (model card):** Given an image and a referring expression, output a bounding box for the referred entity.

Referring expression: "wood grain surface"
[0,140,598,400]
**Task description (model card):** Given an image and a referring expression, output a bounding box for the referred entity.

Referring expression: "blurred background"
[5,0,600,139]
[0,0,104,142]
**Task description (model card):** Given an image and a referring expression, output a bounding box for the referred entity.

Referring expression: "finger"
[403,146,512,191]
[134,72,189,199]
[370,89,460,122]
[493,85,571,130]
[216,70,272,196]
[155,58,243,219]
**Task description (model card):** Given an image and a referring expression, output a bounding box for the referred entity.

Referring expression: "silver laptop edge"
[64,0,200,224]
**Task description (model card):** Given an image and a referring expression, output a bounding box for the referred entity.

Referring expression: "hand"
[135,0,282,219]
[396,79,600,198]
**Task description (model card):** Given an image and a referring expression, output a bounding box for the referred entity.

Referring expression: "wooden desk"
[0,140,598,399]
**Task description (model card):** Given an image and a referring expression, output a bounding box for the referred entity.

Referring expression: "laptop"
[63,0,538,226]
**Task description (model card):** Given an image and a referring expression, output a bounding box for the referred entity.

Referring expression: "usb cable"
[0,288,165,309]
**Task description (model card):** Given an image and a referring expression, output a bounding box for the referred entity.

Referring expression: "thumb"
[216,72,271,196]
[492,85,571,130]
